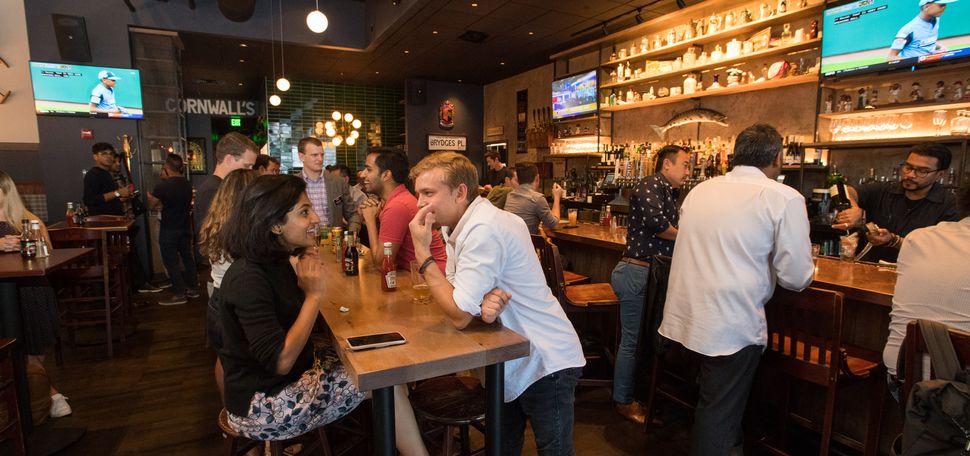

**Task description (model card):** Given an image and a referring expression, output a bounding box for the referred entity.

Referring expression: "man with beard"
[834,142,959,262]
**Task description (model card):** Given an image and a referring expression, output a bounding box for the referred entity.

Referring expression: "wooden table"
[0,248,94,433]
[316,252,530,456]
[48,219,135,231]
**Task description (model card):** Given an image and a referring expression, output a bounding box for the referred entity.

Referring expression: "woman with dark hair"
[218,175,426,453]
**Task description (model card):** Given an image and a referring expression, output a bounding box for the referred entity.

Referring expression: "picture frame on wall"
[187,137,207,174]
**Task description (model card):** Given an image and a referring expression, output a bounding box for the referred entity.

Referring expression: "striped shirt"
[302,170,330,227]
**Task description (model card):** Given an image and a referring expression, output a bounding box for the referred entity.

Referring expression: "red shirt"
[379,185,448,273]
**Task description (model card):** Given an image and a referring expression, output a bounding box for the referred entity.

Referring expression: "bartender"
[834,142,959,262]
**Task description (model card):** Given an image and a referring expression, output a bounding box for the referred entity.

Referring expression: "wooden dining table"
[315,250,530,456]
[0,247,94,433]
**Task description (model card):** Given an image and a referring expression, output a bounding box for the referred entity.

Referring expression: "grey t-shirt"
[504,184,559,235]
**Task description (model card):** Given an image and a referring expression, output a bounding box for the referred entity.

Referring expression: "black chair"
[638,255,701,432]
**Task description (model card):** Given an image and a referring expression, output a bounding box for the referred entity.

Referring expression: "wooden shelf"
[783,164,828,171]
[547,153,602,158]
[805,135,970,149]
[818,100,970,119]
[601,74,817,112]
[821,60,970,89]
[601,38,821,90]
[553,134,612,141]
[595,3,824,66]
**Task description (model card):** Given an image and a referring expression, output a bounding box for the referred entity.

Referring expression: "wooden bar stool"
[542,241,619,387]
[530,235,589,286]
[760,287,885,456]
[218,408,334,456]
[0,339,26,456]
[409,375,486,456]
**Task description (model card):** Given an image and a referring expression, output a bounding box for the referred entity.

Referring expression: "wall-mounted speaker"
[406,80,426,105]
[52,14,92,62]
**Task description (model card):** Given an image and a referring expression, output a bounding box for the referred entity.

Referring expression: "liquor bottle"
[827,166,851,212]
[66,203,77,227]
[859,168,876,185]
[19,219,36,259]
[31,220,49,258]
[343,233,359,276]
[601,205,613,228]
[380,242,396,292]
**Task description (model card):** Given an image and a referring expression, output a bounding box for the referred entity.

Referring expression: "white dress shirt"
[883,217,970,375]
[659,166,814,357]
[442,197,585,402]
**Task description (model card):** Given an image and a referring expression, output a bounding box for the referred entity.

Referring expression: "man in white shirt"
[408,152,585,456]
[883,180,970,399]
[658,124,814,456]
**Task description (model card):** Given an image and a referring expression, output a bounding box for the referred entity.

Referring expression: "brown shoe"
[614,401,647,426]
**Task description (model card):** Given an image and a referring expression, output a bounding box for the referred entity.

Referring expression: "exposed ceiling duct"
[218,0,255,22]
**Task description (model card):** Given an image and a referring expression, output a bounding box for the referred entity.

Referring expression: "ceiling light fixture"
[306,0,329,33]
[269,0,281,106]
[528,31,534,35]
[239,59,245,63]
[276,0,290,92]
[269,94,282,106]
[471,2,478,6]
[499,62,506,66]
[325,111,361,147]
[239,43,248,47]
[432,30,439,35]
[404,50,410,54]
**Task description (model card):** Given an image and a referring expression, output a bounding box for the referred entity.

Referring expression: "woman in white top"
[198,168,257,396]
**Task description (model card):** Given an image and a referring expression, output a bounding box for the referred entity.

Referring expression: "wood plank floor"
[40,289,692,456]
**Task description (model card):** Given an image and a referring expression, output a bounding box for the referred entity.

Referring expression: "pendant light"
[276,0,290,92]
[307,0,329,33]
[268,0,282,106]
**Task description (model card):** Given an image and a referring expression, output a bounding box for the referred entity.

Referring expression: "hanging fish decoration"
[649,107,728,139]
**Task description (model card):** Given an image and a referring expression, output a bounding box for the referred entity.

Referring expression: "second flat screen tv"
[29,61,144,119]
[821,0,970,77]
[552,70,597,120]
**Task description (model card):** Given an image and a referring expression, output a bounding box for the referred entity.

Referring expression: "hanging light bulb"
[326,128,336,137]
[324,121,334,130]
[332,136,343,146]
[346,136,356,146]
[276,77,290,92]
[343,113,354,122]
[332,111,341,121]
[350,130,359,139]
[269,94,282,106]
[306,9,329,34]
[351,119,362,129]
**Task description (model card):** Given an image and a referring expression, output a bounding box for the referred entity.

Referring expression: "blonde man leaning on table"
[408,152,585,456]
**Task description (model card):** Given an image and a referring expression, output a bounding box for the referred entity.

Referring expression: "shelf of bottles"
[816,65,970,142]
[597,0,822,111]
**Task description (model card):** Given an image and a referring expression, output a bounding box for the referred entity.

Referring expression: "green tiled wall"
[265,79,404,174]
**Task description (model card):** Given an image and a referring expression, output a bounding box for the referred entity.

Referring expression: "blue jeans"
[501,367,581,456]
[158,227,199,296]
[610,261,650,404]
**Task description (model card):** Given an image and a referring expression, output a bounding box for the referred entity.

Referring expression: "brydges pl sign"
[165,98,258,116]
[428,134,467,151]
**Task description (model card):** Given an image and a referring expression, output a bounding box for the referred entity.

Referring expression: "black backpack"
[901,319,970,455]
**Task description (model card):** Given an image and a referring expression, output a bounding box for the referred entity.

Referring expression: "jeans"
[501,367,582,456]
[158,227,199,296]
[690,344,763,456]
[610,261,650,404]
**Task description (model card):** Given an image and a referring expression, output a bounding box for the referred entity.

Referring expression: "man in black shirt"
[610,144,690,425]
[149,154,199,305]
[83,142,130,216]
[836,142,959,262]
[480,150,511,192]
[193,133,258,264]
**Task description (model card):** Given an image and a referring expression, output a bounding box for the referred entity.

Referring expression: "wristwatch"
[114,191,121,198]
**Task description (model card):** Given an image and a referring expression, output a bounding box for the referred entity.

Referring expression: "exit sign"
[230,117,242,127]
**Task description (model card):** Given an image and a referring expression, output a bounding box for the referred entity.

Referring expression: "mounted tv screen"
[821,0,970,77]
[552,70,597,120]
[29,61,144,119]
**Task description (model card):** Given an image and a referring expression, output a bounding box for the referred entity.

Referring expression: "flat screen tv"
[821,0,970,77]
[552,70,597,120]
[29,61,144,119]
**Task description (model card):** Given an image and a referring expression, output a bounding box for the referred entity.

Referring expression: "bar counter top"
[545,222,897,306]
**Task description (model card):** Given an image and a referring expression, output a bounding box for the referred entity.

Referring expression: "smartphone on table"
[347,332,407,351]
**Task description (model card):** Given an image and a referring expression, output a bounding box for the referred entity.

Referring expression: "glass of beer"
[567,209,578,225]
[410,260,431,304]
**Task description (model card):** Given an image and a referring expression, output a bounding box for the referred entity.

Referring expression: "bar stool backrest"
[543,241,568,305]
[637,255,672,360]
[902,321,970,404]
[765,287,845,386]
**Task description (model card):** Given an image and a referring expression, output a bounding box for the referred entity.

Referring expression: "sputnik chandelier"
[320,111,362,146]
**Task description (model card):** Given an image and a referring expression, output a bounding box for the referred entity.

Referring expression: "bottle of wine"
[380,242,396,291]
[19,219,36,259]
[343,233,359,276]
[828,166,851,211]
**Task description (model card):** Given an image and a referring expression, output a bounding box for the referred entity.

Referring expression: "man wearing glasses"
[834,142,959,262]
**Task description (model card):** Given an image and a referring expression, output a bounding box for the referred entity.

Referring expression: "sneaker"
[138,283,163,293]
[50,393,72,418]
[159,295,188,306]
[185,288,201,299]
